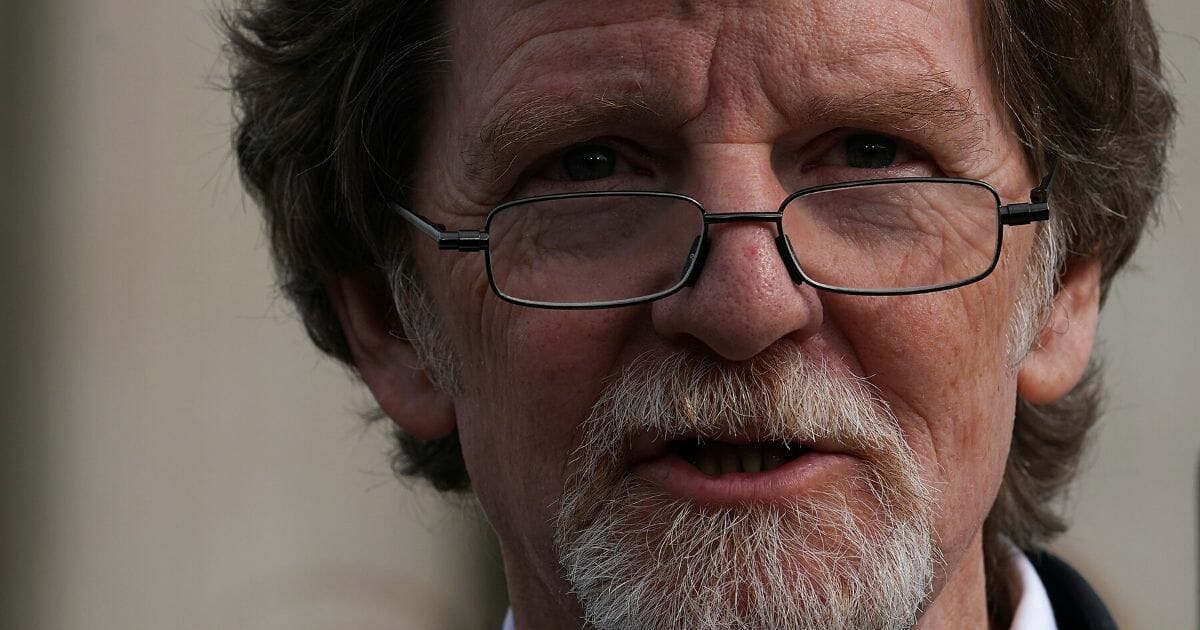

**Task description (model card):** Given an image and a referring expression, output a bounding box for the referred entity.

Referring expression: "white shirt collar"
[501,546,1058,629]
[1008,544,1059,630]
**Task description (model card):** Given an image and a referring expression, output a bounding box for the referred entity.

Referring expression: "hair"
[226,0,1176,600]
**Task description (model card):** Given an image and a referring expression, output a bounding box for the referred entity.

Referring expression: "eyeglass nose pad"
[682,235,708,287]
[775,234,806,285]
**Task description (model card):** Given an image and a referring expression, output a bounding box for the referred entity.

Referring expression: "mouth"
[669,437,807,475]
[627,432,859,505]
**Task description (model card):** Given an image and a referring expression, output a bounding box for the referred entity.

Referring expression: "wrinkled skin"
[332,0,1101,627]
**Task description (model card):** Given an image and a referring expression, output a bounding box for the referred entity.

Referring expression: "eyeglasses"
[392,165,1056,309]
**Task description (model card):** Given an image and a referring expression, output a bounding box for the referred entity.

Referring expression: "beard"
[554,348,939,630]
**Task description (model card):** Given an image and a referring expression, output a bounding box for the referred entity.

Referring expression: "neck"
[502,544,585,629]
[916,529,992,629]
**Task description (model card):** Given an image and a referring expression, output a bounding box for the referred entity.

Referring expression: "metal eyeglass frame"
[390,162,1057,309]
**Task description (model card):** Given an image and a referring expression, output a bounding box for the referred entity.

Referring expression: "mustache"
[573,346,904,464]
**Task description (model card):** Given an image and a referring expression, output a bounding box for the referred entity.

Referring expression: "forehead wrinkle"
[462,90,660,183]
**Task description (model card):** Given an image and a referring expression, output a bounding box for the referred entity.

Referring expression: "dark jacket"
[1027,551,1118,630]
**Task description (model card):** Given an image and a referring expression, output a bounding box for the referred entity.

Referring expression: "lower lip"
[629,451,859,505]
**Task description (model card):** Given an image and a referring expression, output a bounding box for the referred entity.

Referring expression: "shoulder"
[1025,550,1119,630]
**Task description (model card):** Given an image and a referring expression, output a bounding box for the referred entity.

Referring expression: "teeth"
[696,448,720,476]
[719,446,741,475]
[683,440,799,476]
[738,444,762,473]
[762,446,789,471]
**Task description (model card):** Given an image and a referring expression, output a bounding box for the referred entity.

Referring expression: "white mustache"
[575,347,904,465]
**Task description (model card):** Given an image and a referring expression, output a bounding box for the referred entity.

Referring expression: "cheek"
[451,303,644,542]
[823,272,1022,546]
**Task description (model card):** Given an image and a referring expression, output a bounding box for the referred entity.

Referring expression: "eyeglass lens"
[486,195,704,305]
[784,181,1000,293]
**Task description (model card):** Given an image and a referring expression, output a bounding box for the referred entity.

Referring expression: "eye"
[514,139,661,198]
[561,145,617,181]
[797,131,937,186]
[843,134,898,169]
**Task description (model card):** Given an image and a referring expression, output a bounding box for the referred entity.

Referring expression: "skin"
[329,0,1102,627]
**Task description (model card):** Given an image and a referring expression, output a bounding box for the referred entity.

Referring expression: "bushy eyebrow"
[810,73,985,150]
[463,73,985,184]
[464,91,659,184]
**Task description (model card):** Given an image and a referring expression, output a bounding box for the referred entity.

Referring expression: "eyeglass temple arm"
[390,203,489,251]
[999,158,1058,226]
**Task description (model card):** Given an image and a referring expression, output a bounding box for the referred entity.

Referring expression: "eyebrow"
[809,73,985,152]
[463,72,985,184]
[464,91,660,184]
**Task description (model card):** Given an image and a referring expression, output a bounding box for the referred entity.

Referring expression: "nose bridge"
[685,140,782,207]
[681,141,796,281]
[655,195,821,363]
[687,210,802,288]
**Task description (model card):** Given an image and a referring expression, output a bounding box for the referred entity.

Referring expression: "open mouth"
[627,432,856,503]
[668,437,808,476]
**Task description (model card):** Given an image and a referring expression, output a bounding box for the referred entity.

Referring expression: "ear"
[1017,258,1102,404]
[325,269,457,440]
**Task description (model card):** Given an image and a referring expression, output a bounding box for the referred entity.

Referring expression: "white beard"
[555,349,939,630]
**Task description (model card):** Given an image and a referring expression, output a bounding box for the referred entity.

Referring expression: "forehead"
[428,0,1003,200]
[451,2,986,109]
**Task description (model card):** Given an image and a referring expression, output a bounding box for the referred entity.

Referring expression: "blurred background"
[1,1,1196,628]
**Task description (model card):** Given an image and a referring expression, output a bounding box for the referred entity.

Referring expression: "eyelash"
[514,130,938,197]
[796,132,946,189]
[523,139,657,190]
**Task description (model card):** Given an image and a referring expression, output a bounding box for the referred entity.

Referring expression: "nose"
[651,150,823,362]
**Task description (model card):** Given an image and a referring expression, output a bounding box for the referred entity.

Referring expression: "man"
[226,0,1174,627]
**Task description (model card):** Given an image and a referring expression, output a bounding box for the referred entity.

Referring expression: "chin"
[556,469,937,630]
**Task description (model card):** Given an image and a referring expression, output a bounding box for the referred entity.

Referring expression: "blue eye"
[562,145,617,181]
[844,134,897,169]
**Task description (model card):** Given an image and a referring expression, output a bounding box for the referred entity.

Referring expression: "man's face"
[410,0,1043,626]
